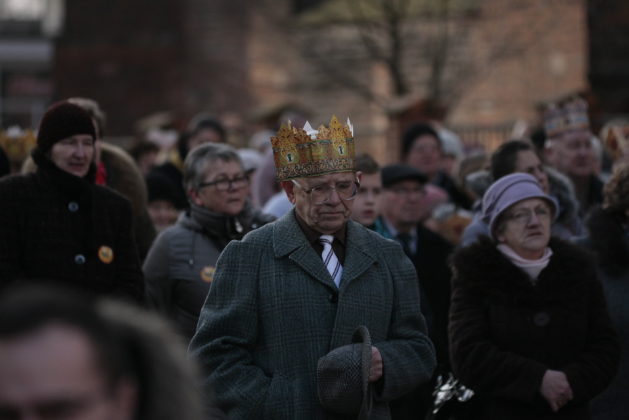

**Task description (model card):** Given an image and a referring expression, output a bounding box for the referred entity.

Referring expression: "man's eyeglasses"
[198,175,249,192]
[292,179,359,205]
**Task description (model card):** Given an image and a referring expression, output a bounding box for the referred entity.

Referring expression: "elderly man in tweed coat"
[189,117,436,419]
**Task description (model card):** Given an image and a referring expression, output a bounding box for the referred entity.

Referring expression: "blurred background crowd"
[2,1,629,419]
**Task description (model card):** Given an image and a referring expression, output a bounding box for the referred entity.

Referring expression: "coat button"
[74,254,86,265]
[68,201,79,212]
[329,294,338,304]
[533,311,550,327]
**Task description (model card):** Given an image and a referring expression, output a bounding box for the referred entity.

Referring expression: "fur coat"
[449,237,619,420]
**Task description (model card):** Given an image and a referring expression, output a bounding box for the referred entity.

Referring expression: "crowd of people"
[0,95,628,420]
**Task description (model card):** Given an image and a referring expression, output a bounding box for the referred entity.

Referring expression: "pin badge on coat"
[98,245,114,264]
[201,266,216,283]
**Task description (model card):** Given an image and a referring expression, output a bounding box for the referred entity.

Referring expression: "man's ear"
[281,181,296,204]
[355,171,363,183]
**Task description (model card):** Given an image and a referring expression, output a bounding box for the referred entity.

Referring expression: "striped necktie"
[319,235,343,287]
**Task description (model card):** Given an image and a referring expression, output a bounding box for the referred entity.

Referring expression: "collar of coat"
[451,236,596,304]
[270,210,380,288]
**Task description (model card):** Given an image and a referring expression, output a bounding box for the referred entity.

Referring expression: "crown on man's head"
[271,115,355,181]
[543,96,590,138]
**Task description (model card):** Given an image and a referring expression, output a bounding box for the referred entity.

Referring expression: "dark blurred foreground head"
[0,285,204,420]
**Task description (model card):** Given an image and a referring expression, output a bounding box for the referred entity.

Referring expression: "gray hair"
[183,143,243,192]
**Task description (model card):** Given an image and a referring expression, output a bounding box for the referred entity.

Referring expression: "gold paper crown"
[543,97,590,138]
[271,115,355,180]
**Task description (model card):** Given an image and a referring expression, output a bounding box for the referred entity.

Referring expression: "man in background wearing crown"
[190,116,436,419]
[544,97,603,218]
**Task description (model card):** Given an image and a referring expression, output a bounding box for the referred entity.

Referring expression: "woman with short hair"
[143,143,274,341]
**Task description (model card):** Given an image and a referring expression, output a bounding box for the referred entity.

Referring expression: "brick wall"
[55,0,185,136]
[54,0,591,157]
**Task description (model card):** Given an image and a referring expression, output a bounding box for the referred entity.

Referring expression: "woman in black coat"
[449,173,619,420]
[0,101,143,302]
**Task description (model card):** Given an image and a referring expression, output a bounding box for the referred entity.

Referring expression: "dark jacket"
[143,202,274,341]
[449,237,619,420]
[0,153,144,302]
[22,142,156,261]
[583,207,629,420]
[389,225,454,420]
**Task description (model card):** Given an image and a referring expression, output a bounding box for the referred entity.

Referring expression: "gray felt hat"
[317,325,373,419]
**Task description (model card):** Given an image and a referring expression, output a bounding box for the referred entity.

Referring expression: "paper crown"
[543,97,590,138]
[271,115,355,180]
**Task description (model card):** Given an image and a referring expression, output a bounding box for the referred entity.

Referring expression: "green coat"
[189,210,436,419]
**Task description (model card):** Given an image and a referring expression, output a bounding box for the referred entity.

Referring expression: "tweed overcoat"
[0,158,144,302]
[449,236,620,420]
[189,210,436,419]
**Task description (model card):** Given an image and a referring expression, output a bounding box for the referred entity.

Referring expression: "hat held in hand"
[317,325,373,419]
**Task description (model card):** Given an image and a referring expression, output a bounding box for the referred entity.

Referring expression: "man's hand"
[540,369,573,412]
[368,346,383,382]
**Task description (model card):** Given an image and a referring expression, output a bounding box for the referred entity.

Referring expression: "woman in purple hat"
[448,173,619,419]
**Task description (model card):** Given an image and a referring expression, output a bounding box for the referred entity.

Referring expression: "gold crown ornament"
[0,126,37,165]
[271,115,355,180]
[543,97,590,138]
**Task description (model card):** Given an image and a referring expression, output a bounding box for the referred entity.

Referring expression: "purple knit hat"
[482,173,558,239]
[37,101,96,152]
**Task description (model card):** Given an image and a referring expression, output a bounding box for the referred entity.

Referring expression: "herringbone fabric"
[319,235,343,287]
[189,210,437,419]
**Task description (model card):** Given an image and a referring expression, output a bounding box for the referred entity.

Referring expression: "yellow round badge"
[200,266,216,283]
[98,246,114,264]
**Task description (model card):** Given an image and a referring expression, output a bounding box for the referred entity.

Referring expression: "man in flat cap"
[377,164,455,419]
[190,116,436,419]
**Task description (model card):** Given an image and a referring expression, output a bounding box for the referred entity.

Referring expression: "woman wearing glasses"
[143,143,274,342]
[449,173,619,419]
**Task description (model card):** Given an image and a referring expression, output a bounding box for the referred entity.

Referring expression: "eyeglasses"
[198,175,249,192]
[292,179,359,205]
[506,205,552,225]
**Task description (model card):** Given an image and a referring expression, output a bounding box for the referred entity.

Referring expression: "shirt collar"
[294,210,347,246]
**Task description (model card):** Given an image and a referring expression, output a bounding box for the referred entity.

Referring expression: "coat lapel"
[339,220,378,290]
[272,211,336,289]
[272,212,378,290]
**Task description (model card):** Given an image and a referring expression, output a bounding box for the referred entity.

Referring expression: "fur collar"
[586,206,629,276]
[451,236,595,304]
